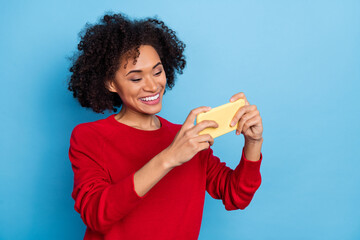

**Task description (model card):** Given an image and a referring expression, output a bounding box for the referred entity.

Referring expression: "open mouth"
[139,93,160,102]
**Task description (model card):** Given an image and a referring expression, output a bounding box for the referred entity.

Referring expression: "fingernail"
[230,121,235,127]
[236,130,239,135]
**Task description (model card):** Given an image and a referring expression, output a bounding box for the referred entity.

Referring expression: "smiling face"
[106,45,167,118]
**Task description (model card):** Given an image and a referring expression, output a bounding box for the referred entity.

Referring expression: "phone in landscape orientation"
[196,99,246,139]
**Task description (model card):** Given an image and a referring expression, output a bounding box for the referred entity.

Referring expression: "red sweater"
[68,114,263,240]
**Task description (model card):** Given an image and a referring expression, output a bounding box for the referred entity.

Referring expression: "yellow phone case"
[196,99,245,138]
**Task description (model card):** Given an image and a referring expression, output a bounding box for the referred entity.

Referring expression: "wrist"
[245,137,263,145]
[244,137,263,162]
[158,148,177,170]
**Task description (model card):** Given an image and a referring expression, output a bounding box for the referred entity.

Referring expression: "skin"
[229,93,264,161]
[105,44,263,197]
[106,45,166,130]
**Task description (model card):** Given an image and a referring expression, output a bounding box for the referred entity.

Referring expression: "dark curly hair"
[66,11,186,114]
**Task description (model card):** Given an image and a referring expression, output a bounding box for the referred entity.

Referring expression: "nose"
[143,76,158,92]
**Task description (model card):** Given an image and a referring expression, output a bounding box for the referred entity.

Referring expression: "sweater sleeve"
[68,124,144,234]
[204,146,263,210]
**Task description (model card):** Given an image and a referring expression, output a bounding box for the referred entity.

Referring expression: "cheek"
[160,74,167,86]
[119,85,139,101]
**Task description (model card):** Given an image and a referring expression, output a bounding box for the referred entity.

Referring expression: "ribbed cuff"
[241,146,263,169]
[231,147,262,183]
[108,172,147,218]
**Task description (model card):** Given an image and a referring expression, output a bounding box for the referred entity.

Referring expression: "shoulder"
[70,116,114,141]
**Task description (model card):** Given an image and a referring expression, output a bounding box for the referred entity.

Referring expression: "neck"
[115,106,161,130]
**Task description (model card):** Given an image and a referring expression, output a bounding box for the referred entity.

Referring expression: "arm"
[204,146,262,210]
[133,150,174,197]
[69,124,172,234]
[205,91,263,209]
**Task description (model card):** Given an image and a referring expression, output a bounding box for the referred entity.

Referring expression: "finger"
[194,134,215,146]
[183,106,212,129]
[197,142,211,152]
[230,92,245,102]
[238,112,260,135]
[229,92,250,105]
[230,105,257,127]
[241,116,262,135]
[192,120,219,135]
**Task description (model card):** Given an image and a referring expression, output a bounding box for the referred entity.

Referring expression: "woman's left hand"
[229,92,263,143]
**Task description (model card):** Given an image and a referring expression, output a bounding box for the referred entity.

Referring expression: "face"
[106,45,167,117]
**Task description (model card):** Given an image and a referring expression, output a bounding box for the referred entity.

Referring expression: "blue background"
[1,0,359,239]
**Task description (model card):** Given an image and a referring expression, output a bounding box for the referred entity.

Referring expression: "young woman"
[67,12,263,240]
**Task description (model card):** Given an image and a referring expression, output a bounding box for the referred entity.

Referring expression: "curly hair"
[67,11,186,114]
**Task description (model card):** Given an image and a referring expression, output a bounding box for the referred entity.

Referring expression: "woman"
[67,12,264,240]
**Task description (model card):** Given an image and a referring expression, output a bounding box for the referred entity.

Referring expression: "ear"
[105,80,116,93]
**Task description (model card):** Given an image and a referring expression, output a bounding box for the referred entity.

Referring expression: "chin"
[145,105,162,115]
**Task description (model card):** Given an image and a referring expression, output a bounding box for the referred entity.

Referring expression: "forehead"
[119,45,161,72]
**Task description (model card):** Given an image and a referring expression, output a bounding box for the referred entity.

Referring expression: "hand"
[229,92,263,143]
[164,106,219,167]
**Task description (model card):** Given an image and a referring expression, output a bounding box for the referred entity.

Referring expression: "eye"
[130,78,141,82]
[155,70,162,76]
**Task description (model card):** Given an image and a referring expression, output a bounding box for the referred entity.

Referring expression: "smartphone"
[196,99,246,138]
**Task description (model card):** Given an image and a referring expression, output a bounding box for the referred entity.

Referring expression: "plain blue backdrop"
[1,0,359,239]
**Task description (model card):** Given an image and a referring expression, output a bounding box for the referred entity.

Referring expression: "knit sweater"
[68,114,263,240]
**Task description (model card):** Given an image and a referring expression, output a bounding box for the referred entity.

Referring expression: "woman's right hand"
[163,106,219,168]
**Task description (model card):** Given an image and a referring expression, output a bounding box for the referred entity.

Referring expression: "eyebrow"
[126,62,162,76]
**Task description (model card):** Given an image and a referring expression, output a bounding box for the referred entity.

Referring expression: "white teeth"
[140,93,159,101]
